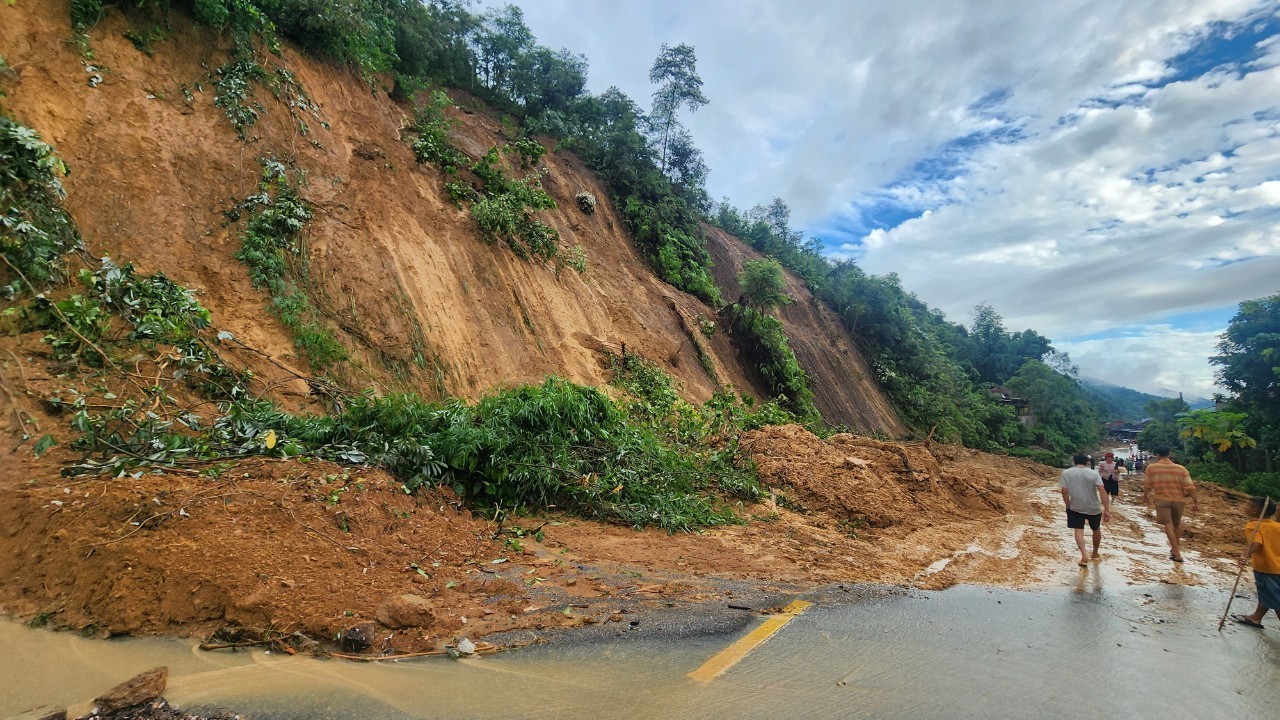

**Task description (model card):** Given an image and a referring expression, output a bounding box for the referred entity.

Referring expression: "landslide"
[0,402,1064,654]
[0,1,1166,657]
[0,1,902,434]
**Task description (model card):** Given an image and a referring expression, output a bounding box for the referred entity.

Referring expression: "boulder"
[340,621,379,652]
[92,667,167,715]
[375,594,437,629]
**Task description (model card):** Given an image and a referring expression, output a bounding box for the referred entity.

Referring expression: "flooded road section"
[4,482,1275,719]
[4,580,1278,720]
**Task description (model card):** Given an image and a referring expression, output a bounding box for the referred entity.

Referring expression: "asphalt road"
[5,580,1278,719]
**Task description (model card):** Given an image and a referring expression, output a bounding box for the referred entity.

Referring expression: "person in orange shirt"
[1233,496,1280,629]
[1140,446,1199,562]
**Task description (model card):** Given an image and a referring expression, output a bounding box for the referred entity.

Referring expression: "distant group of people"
[1058,447,1280,629]
[1086,451,1146,475]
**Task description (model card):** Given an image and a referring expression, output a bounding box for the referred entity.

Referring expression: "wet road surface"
[4,578,1278,719]
[4,482,1277,719]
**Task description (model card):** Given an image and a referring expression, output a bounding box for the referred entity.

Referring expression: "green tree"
[648,43,707,175]
[1137,396,1190,451]
[965,304,1053,384]
[1004,360,1099,451]
[1212,293,1280,467]
[473,4,534,96]
[664,126,709,209]
[510,45,588,117]
[1178,409,1257,468]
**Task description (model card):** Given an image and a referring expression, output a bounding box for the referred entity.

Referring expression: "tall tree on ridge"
[648,43,708,175]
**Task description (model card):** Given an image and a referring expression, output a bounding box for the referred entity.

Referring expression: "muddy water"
[5,576,1280,720]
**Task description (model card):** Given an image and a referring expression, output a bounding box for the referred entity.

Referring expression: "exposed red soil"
[0,348,1256,655]
[0,0,901,434]
[0,0,1259,661]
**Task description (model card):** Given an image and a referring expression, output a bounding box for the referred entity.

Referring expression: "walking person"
[1141,446,1200,563]
[1097,452,1121,500]
[1233,496,1280,629]
[1060,453,1111,566]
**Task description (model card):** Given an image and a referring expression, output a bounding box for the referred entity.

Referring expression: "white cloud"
[1057,326,1224,397]
[490,0,1280,397]
[854,60,1280,345]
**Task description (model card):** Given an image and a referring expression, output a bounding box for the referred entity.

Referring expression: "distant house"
[989,385,1036,428]
[1108,418,1151,440]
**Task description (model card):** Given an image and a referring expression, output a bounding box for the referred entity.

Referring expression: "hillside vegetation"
[1,0,1145,500]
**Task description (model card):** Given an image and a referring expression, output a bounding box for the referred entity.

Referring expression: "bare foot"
[1091,552,1100,560]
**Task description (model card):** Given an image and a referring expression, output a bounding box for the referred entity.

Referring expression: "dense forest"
[1134,294,1280,499]
[18,1,1277,480]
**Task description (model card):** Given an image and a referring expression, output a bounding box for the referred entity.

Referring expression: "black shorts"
[1102,479,1119,496]
[1066,508,1102,530]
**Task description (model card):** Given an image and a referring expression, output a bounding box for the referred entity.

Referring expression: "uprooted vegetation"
[0,112,782,532]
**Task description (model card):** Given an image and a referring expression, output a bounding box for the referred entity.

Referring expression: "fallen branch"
[0,369,36,440]
[0,254,133,386]
[329,649,449,661]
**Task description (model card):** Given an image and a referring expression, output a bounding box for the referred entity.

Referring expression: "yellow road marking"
[687,600,812,682]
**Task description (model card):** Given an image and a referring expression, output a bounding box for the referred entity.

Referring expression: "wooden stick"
[328,649,449,661]
[1219,496,1271,631]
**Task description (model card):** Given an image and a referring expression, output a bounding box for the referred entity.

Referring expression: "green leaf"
[33,434,56,457]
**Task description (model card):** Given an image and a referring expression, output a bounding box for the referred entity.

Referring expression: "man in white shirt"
[1059,453,1112,566]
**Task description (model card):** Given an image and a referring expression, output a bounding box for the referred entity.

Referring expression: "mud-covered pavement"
[0,420,1259,657]
[4,464,1275,719]
[4,571,1276,719]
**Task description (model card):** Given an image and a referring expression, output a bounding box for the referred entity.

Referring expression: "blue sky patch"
[1158,12,1280,86]
[1059,305,1239,343]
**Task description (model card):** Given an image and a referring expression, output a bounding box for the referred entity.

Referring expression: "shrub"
[509,137,546,169]
[0,114,81,297]
[409,91,463,171]
[410,118,578,271]
[233,158,347,370]
[726,306,816,418]
[70,0,103,32]
[575,191,597,214]
[1188,462,1280,500]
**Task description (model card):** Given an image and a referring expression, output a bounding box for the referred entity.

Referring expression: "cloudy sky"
[491,0,1280,398]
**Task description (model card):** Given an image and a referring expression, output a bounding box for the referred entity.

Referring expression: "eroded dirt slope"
[705,225,905,433]
[0,1,900,435]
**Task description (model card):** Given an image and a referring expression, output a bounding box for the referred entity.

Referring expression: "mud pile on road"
[3,417,1257,655]
[0,416,1058,654]
[741,424,1015,527]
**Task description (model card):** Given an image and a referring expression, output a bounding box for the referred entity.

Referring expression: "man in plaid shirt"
[1141,446,1200,562]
